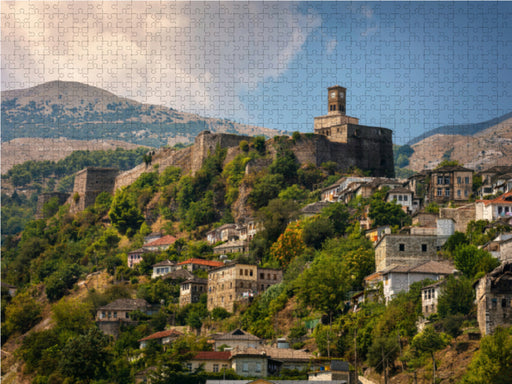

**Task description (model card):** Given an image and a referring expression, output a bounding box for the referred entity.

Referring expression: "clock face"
[331,92,336,99]
[340,92,345,99]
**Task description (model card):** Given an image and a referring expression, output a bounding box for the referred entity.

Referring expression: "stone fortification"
[68,167,119,214]
[36,192,71,219]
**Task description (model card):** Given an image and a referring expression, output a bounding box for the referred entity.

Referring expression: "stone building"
[96,298,152,338]
[68,167,119,213]
[476,191,512,222]
[313,86,394,178]
[188,351,231,373]
[421,280,445,317]
[212,328,263,351]
[128,248,145,268]
[179,277,207,306]
[439,204,476,233]
[386,187,414,213]
[138,329,183,349]
[207,263,283,312]
[428,165,473,204]
[475,261,512,335]
[152,260,176,279]
[374,234,442,272]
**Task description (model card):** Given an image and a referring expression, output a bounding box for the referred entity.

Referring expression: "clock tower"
[328,85,346,115]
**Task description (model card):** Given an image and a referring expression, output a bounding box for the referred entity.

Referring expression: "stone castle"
[56,86,394,214]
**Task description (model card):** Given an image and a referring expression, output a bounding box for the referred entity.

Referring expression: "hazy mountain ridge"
[1,81,284,147]
[406,111,512,146]
[407,116,512,172]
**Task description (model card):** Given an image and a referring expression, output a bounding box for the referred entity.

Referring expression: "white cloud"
[1,1,321,120]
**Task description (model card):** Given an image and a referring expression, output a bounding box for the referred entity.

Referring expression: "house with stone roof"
[476,191,512,222]
[477,165,512,198]
[213,239,248,255]
[138,329,183,349]
[128,248,145,268]
[428,165,473,203]
[206,223,239,244]
[212,328,263,351]
[300,201,332,218]
[188,351,232,373]
[386,187,415,213]
[177,258,225,272]
[179,277,207,306]
[366,260,457,303]
[161,268,195,281]
[421,279,446,317]
[96,298,152,338]
[142,234,177,252]
[152,260,176,279]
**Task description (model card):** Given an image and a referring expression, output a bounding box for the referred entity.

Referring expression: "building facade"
[428,165,473,203]
[207,264,283,312]
[179,277,207,306]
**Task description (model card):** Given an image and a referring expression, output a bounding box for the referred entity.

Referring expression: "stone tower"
[313,86,394,177]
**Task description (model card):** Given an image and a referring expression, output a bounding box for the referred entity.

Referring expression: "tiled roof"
[382,260,456,275]
[387,187,413,194]
[139,329,183,342]
[193,351,231,360]
[181,277,207,285]
[128,248,145,255]
[177,258,224,268]
[99,298,150,311]
[144,235,177,247]
[162,269,195,280]
[153,260,175,267]
[215,328,261,342]
[476,191,512,206]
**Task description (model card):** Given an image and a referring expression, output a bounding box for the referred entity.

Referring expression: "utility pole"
[354,329,358,380]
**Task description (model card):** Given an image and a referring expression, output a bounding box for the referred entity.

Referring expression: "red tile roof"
[139,329,183,342]
[193,351,231,360]
[177,258,224,268]
[144,235,177,247]
[477,191,512,206]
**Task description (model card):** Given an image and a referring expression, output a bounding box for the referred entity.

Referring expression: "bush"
[3,291,42,335]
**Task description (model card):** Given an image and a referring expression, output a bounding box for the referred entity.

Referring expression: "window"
[250,270,253,276]
[222,364,228,371]
[464,190,468,197]
[113,311,117,319]
[457,177,461,184]
[444,177,450,185]
[404,195,408,201]
[465,177,470,184]
[437,188,442,196]
[261,284,264,290]
[457,190,461,197]
[422,244,427,252]
[243,363,249,372]
[398,195,403,201]
[213,364,219,373]
[425,306,429,313]
[502,298,507,308]
[437,176,443,185]
[186,363,192,371]
[399,243,405,251]
[101,311,106,318]
[445,188,450,197]
[260,273,264,279]
[492,298,497,309]
[274,274,277,280]
[256,363,262,373]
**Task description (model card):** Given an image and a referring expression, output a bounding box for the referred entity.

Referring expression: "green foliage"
[393,144,414,168]
[239,140,249,152]
[159,166,182,187]
[453,244,500,278]
[367,334,400,374]
[435,160,462,168]
[3,291,42,336]
[52,297,94,334]
[42,196,60,219]
[109,188,144,236]
[443,231,469,254]
[19,329,61,375]
[269,148,299,184]
[211,307,231,320]
[251,135,266,155]
[278,184,308,202]
[369,197,411,228]
[45,263,83,301]
[302,216,333,250]
[297,164,324,190]
[59,328,112,382]
[248,173,285,209]
[437,276,475,317]
[460,326,512,384]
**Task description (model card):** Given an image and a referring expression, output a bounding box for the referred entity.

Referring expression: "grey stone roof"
[330,360,350,372]
[99,298,150,311]
[382,260,456,275]
[300,201,331,214]
[162,269,194,281]
[214,328,261,342]
[152,260,175,267]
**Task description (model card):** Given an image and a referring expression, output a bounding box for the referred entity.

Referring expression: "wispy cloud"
[1,1,321,119]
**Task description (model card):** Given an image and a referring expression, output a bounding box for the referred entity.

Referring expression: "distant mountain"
[406,116,512,172]
[406,112,512,146]
[1,81,283,147]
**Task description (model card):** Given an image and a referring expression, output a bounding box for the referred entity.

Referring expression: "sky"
[2,1,511,144]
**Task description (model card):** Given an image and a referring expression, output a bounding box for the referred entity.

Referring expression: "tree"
[443,231,469,254]
[411,326,449,384]
[109,188,144,236]
[437,275,475,317]
[248,173,285,209]
[3,291,42,335]
[461,327,512,384]
[369,199,411,228]
[270,222,307,267]
[302,216,334,250]
[52,298,94,334]
[269,149,299,184]
[367,335,400,376]
[453,244,500,278]
[59,328,112,382]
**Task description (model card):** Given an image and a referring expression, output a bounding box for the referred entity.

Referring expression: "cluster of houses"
[100,163,512,370]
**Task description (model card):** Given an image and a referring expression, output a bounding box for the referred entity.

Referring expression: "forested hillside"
[2,134,511,384]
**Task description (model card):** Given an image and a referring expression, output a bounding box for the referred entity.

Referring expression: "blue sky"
[2,1,511,144]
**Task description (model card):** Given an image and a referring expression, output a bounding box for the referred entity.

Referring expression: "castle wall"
[68,167,119,213]
[36,192,70,219]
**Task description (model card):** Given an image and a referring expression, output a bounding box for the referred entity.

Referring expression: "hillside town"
[2,86,512,384]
